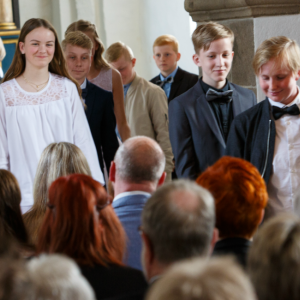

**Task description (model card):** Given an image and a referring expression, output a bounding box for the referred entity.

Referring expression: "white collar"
[80,78,87,89]
[113,191,151,202]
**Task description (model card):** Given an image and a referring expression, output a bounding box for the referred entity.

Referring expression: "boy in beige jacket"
[106,42,173,181]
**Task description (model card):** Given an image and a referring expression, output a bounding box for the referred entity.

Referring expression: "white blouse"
[0,73,104,212]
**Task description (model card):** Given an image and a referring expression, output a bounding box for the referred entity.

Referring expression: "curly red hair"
[196,156,267,239]
[37,174,126,266]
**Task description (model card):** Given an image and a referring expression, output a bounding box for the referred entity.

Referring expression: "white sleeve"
[67,80,105,185]
[0,86,9,170]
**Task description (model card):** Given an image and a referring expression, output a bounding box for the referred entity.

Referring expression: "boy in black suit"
[150,35,198,102]
[62,31,119,182]
[226,36,300,219]
[169,22,256,180]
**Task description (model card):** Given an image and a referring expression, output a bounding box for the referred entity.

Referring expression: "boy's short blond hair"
[192,22,234,54]
[153,35,179,53]
[105,42,134,63]
[253,36,300,75]
[61,31,93,52]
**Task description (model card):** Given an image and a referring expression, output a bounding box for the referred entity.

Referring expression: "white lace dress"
[0,73,104,212]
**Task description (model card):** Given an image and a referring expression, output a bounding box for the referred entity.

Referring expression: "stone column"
[0,0,16,30]
[185,0,300,97]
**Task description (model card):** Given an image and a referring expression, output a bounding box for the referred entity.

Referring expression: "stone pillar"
[0,0,17,30]
[185,0,300,98]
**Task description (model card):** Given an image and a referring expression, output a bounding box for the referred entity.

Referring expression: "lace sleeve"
[0,86,9,170]
[66,79,105,185]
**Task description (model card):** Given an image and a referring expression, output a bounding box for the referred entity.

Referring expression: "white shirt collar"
[268,86,300,108]
[113,191,151,202]
[80,78,87,89]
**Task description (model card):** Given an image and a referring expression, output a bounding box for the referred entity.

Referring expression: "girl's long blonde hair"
[23,142,91,245]
[3,18,81,97]
[65,20,111,71]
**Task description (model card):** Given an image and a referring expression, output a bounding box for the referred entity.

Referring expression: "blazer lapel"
[169,67,184,101]
[85,80,96,120]
[194,83,226,148]
[230,83,242,117]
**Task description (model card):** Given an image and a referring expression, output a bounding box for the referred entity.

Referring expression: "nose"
[216,55,224,67]
[269,78,277,90]
[38,44,46,53]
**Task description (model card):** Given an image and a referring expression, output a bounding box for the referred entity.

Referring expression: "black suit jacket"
[169,80,256,179]
[213,237,251,268]
[84,80,119,176]
[150,67,198,103]
[80,263,148,300]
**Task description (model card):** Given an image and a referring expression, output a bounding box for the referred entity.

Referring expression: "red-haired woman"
[0,18,104,214]
[37,174,147,300]
[196,156,268,268]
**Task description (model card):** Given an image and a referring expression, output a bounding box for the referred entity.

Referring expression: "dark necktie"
[272,104,300,120]
[206,88,233,103]
[156,76,174,89]
[81,88,88,99]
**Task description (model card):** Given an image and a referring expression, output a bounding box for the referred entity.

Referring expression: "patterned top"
[0,73,104,211]
[90,68,113,91]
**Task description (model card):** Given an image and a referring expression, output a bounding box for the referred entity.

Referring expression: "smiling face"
[19,27,55,70]
[193,37,234,89]
[64,44,92,85]
[153,44,181,77]
[110,54,136,85]
[259,58,300,105]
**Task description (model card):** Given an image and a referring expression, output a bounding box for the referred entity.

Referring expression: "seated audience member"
[146,257,256,300]
[150,34,198,103]
[62,31,119,179]
[110,136,166,270]
[0,169,29,249]
[226,36,300,219]
[105,42,173,182]
[27,255,95,300]
[248,214,300,300]
[140,180,217,283]
[196,156,267,267]
[23,142,91,245]
[37,174,148,300]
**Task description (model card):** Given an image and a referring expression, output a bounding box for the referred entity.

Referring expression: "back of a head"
[114,136,165,184]
[146,257,256,300]
[27,254,95,300]
[197,156,267,239]
[0,169,28,245]
[192,21,234,54]
[37,174,125,266]
[248,213,300,300]
[253,36,300,75]
[105,41,134,63]
[142,180,215,264]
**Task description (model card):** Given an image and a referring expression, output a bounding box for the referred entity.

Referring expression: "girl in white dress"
[0,18,104,213]
[65,20,131,141]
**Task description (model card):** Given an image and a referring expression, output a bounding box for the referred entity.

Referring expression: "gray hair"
[114,136,165,183]
[27,254,95,300]
[248,213,300,300]
[142,180,215,263]
[146,257,256,300]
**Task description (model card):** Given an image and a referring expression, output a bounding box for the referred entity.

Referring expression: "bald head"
[142,180,215,264]
[114,136,165,184]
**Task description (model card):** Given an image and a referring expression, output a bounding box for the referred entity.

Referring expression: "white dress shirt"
[267,88,300,218]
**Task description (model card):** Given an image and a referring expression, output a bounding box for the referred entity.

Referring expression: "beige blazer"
[125,74,173,181]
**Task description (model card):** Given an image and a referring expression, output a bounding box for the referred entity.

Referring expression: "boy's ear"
[193,53,202,67]
[132,58,137,67]
[295,69,300,81]
[176,52,181,62]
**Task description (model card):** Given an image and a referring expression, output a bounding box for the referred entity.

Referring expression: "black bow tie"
[81,88,88,99]
[156,76,174,88]
[272,104,300,120]
[206,88,233,103]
